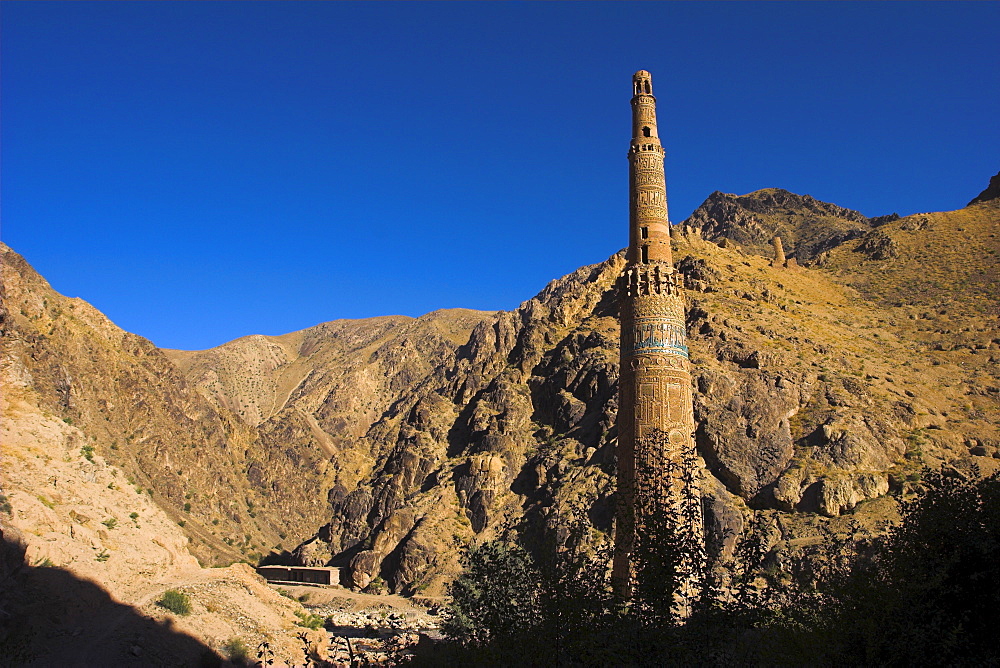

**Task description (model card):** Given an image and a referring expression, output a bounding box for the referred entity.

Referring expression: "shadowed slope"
[0,529,220,667]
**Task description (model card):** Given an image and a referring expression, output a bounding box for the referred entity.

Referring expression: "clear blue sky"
[3,2,997,350]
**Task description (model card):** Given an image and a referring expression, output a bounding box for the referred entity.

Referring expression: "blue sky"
[3,2,997,350]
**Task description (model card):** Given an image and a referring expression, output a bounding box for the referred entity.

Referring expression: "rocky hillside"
[294,183,1000,596]
[164,309,490,498]
[0,245,486,569]
[3,178,997,605]
[686,188,900,262]
[165,310,487,433]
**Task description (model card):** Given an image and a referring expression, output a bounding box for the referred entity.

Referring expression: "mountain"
[0,243,488,568]
[293,183,1000,595]
[163,309,491,503]
[0,250,487,660]
[3,178,998,604]
[164,309,489,434]
[685,188,900,262]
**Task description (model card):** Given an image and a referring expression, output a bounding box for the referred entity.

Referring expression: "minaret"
[613,70,700,595]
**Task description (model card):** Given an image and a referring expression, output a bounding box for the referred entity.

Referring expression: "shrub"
[294,609,324,630]
[826,469,1000,664]
[222,638,250,665]
[363,575,387,595]
[102,518,117,530]
[158,589,192,615]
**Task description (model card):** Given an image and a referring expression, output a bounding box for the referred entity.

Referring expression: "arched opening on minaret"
[644,81,651,94]
[642,127,651,137]
[641,245,649,263]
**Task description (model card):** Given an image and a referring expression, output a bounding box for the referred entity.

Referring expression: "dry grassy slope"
[166,309,492,507]
[303,189,1000,596]
[165,333,306,427]
[1,244,340,566]
[166,310,490,435]
[816,197,1000,453]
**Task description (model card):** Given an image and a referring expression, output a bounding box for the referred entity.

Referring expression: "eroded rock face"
[968,170,1000,206]
[856,229,900,260]
[292,535,332,567]
[817,473,890,517]
[693,369,801,499]
[813,413,904,471]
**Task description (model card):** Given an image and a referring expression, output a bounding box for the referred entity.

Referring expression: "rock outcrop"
[968,170,1000,206]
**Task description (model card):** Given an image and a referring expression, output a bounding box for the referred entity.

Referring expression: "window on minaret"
[644,81,651,94]
[641,246,649,263]
[642,127,651,137]
[640,227,649,239]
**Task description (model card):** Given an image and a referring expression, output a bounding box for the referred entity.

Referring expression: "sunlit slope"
[0,244,333,565]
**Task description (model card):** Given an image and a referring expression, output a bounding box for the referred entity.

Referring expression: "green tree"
[631,430,706,625]
[831,469,1000,664]
[442,541,541,646]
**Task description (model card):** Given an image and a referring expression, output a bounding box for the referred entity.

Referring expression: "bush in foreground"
[157,588,192,616]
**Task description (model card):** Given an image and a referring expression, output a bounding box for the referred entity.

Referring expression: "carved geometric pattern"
[633,172,665,188]
[633,190,666,206]
[632,154,664,170]
[636,206,667,220]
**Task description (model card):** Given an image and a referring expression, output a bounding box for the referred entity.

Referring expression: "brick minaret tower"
[613,70,700,595]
